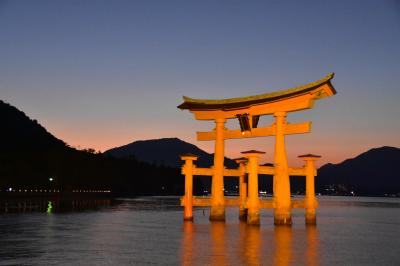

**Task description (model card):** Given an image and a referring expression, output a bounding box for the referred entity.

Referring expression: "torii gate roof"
[177,73,336,111]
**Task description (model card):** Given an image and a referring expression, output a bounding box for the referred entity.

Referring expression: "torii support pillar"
[181,154,198,221]
[273,112,292,226]
[210,118,226,221]
[299,154,320,225]
[242,150,265,226]
[234,157,248,221]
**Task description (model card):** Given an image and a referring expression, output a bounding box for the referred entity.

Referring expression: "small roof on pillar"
[180,153,199,159]
[177,73,336,111]
[298,154,321,158]
[241,150,266,154]
[232,157,248,162]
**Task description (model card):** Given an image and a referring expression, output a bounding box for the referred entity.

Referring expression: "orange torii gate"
[178,73,336,226]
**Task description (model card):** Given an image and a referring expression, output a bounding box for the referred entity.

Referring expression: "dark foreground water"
[0,196,399,265]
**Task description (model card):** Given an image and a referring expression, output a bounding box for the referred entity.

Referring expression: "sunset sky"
[1,1,399,166]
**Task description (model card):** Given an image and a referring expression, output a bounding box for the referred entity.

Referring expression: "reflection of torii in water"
[181,221,319,265]
[178,73,337,226]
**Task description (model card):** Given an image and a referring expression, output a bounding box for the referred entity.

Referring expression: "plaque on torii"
[178,73,336,225]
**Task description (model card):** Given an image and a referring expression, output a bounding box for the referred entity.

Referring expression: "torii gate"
[178,73,336,225]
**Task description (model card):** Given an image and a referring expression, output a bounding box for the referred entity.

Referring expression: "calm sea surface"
[0,196,399,266]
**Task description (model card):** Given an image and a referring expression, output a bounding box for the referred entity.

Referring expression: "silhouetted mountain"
[0,100,182,196]
[104,138,238,168]
[1,100,67,151]
[317,146,400,196]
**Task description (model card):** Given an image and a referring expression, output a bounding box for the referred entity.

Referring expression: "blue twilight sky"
[1,0,399,166]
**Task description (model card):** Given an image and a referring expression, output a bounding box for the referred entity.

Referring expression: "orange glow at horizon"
[45,106,398,169]
[50,124,376,168]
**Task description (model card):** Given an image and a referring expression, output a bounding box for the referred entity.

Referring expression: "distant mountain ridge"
[317,146,400,196]
[106,137,400,196]
[104,138,238,168]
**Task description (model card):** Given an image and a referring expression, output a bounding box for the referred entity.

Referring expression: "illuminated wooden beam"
[181,197,242,207]
[223,168,241,177]
[193,167,214,176]
[197,121,311,141]
[258,165,275,175]
[258,199,306,209]
[179,73,336,121]
[285,121,312,135]
[193,197,211,206]
[183,166,241,177]
[292,199,306,209]
[179,197,211,207]
[190,94,315,120]
[259,199,274,208]
[225,197,241,206]
[288,167,306,176]
[288,167,317,176]
[182,197,307,208]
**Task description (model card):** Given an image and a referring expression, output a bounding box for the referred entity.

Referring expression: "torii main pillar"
[210,118,226,221]
[273,111,292,225]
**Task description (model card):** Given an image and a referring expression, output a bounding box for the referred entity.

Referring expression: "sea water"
[0,196,399,265]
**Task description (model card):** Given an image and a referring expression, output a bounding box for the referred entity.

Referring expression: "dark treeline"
[0,100,184,196]
[0,148,185,196]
